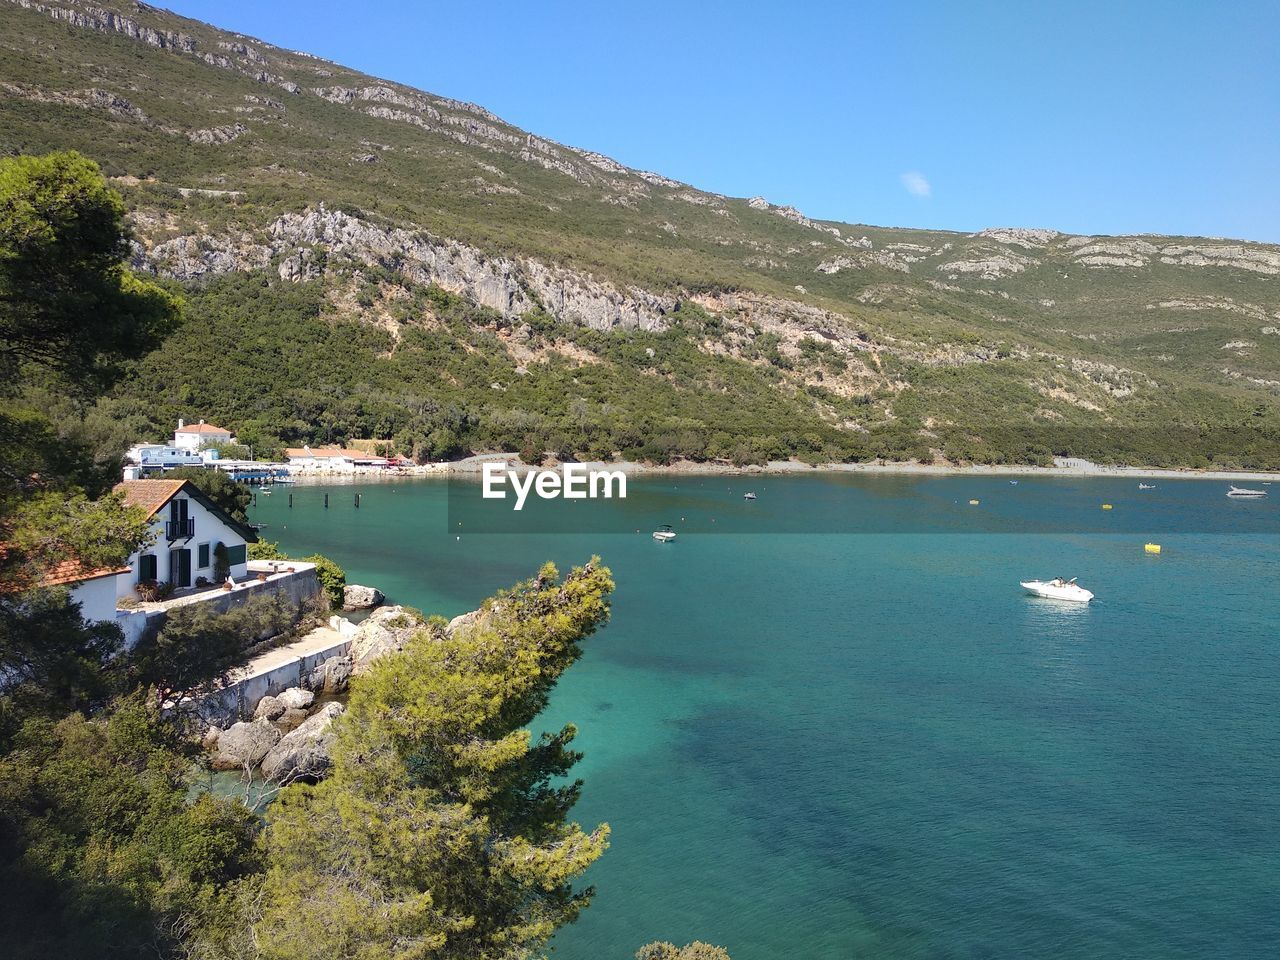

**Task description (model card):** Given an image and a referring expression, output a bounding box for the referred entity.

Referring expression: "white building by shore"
[173,419,236,452]
[285,445,390,472]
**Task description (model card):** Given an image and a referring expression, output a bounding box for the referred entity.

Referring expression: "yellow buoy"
[969,499,980,505]
[1145,543,1162,554]
[1102,503,1113,510]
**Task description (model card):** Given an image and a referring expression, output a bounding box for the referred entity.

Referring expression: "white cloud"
[900,171,931,198]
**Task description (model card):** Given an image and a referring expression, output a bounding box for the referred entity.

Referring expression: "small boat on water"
[652,524,677,543]
[1020,577,1094,603]
[1227,485,1268,498]
[1138,483,1156,490]
[273,477,297,485]
[743,492,757,500]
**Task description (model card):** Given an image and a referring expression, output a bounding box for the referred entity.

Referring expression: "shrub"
[212,543,230,583]
[130,592,300,692]
[302,554,345,609]
[248,540,287,561]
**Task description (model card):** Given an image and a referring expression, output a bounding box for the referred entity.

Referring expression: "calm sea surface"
[250,475,1279,960]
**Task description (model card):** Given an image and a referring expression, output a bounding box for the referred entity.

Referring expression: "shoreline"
[281,454,1280,484]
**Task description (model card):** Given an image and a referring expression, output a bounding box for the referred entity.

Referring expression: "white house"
[110,478,257,598]
[31,559,132,626]
[285,445,390,472]
[7,480,255,628]
[173,419,236,453]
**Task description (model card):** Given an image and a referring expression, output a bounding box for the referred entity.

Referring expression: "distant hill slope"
[3,0,1278,467]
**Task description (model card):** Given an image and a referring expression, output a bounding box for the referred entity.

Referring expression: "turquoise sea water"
[251,475,1280,959]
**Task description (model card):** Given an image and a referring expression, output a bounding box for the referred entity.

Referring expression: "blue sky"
[164,1,1278,241]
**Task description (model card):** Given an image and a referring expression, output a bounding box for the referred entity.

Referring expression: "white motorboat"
[1020,578,1094,603]
[743,491,757,500]
[1227,485,1267,498]
[1138,483,1156,490]
[652,524,677,542]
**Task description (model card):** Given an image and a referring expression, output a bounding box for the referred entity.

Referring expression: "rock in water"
[253,695,285,721]
[261,702,346,783]
[278,687,315,710]
[343,584,385,610]
[212,718,281,770]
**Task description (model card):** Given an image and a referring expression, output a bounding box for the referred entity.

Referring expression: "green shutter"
[198,543,210,568]
[225,543,247,567]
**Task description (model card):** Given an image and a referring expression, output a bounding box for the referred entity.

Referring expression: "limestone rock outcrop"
[306,654,353,693]
[211,718,281,770]
[260,702,345,783]
[349,605,424,673]
[343,584,385,610]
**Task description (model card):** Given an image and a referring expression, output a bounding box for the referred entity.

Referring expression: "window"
[198,543,210,568]
[225,543,247,567]
[139,554,157,582]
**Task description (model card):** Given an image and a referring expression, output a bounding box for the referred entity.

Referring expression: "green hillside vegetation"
[2,0,1279,468]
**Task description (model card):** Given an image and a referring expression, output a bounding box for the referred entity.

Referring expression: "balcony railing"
[166,518,195,541]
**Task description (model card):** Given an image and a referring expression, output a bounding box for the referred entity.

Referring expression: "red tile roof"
[0,546,129,593]
[175,422,230,434]
[39,558,130,587]
[113,479,187,519]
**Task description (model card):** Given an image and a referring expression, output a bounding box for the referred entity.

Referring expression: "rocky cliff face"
[135,205,676,331]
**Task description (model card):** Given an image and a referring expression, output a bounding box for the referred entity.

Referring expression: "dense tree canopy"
[0,150,179,396]
[254,559,614,959]
[0,697,261,960]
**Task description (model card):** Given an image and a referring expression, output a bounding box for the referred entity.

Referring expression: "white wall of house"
[173,420,234,452]
[174,431,232,452]
[69,574,121,624]
[118,492,249,599]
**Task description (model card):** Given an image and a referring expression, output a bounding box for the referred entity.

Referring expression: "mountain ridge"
[3,0,1278,468]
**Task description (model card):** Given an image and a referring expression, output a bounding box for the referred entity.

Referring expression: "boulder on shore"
[278,687,314,710]
[306,654,353,693]
[212,718,281,770]
[261,702,346,783]
[343,584,385,610]
[349,605,423,673]
[253,695,286,721]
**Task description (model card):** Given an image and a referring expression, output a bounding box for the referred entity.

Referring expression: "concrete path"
[230,624,347,682]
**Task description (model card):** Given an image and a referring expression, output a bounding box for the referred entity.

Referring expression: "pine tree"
[255,558,614,960]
